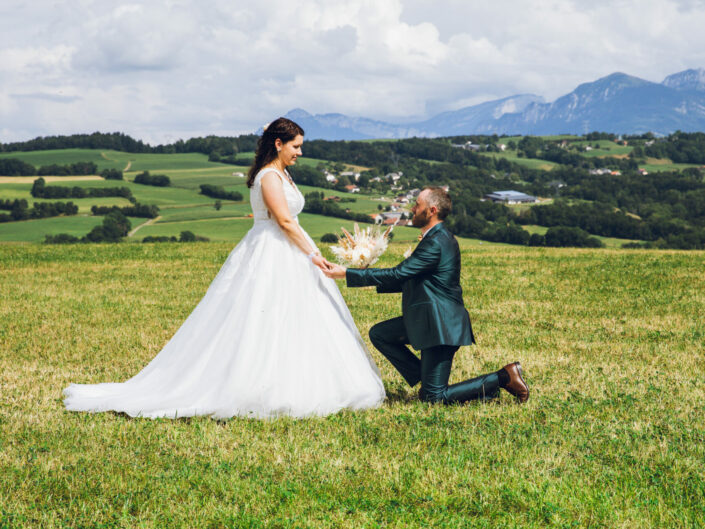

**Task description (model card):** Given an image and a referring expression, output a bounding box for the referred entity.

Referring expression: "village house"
[588,168,612,176]
[344,185,360,193]
[232,172,245,177]
[452,141,483,151]
[340,171,361,181]
[379,211,410,226]
[385,172,403,182]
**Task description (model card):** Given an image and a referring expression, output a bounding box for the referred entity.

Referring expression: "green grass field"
[638,158,705,174]
[480,150,559,171]
[0,148,126,171]
[1,243,702,528]
[571,140,633,158]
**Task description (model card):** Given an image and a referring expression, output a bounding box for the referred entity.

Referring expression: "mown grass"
[1,242,703,528]
[571,140,633,158]
[479,150,559,171]
[639,158,704,174]
[0,149,125,171]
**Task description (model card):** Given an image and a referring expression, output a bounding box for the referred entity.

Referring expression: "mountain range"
[285,68,705,140]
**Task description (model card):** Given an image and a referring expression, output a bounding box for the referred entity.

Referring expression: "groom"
[324,187,529,405]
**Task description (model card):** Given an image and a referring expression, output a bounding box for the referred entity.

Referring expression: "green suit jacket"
[346,223,475,350]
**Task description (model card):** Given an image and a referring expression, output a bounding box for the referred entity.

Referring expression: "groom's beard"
[412,208,431,228]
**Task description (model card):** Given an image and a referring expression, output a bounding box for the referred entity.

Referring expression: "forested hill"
[2,131,705,249]
[0,132,259,156]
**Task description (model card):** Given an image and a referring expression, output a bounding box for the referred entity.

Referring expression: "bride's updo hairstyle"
[247,117,305,188]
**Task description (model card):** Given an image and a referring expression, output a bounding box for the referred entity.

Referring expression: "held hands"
[311,254,332,272]
[308,252,346,279]
[323,262,347,279]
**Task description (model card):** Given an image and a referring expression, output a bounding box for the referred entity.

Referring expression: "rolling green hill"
[0,150,421,244]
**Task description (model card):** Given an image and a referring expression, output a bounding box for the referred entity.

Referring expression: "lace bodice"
[250,168,304,221]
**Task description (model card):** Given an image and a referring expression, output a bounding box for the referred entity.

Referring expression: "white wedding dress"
[63,168,386,419]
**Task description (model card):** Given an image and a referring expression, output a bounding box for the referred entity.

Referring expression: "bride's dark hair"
[247,117,305,188]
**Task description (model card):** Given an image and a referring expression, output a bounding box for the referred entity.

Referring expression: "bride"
[63,117,386,419]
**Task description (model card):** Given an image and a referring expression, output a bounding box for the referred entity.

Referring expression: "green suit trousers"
[370,317,500,403]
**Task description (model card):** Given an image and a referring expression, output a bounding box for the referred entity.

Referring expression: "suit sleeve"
[346,238,441,291]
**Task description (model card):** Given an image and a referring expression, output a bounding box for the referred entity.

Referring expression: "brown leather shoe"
[501,362,529,403]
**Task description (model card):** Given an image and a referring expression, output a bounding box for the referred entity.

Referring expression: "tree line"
[0,199,78,223]
[0,132,259,157]
[31,177,132,199]
[0,159,98,177]
[91,203,160,218]
[199,184,243,201]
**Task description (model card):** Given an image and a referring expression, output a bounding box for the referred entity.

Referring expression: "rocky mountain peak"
[662,68,705,91]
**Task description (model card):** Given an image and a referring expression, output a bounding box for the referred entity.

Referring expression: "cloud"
[11,92,82,103]
[1,0,705,142]
[72,3,197,72]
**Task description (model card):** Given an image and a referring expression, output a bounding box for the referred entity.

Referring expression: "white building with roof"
[484,190,538,204]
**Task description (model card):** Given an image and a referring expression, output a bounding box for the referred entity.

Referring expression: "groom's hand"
[324,263,347,279]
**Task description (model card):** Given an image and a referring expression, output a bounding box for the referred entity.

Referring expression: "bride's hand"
[311,254,332,271]
[323,263,347,279]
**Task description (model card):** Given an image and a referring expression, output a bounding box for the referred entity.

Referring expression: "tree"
[321,233,338,243]
[101,168,123,180]
[134,171,170,187]
[214,200,222,211]
[179,230,196,242]
[84,210,131,242]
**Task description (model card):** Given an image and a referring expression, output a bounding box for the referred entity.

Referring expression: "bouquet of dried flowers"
[330,223,394,268]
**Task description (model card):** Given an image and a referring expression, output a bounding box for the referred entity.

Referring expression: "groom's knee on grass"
[419,387,445,404]
[368,323,386,346]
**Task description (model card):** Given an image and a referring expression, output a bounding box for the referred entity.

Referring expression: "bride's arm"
[260,171,330,270]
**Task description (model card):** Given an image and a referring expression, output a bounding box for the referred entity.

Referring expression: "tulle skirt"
[63,219,386,419]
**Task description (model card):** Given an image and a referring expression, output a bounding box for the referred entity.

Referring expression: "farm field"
[0,150,415,244]
[1,243,702,527]
[572,139,633,157]
[639,157,704,174]
[479,150,559,171]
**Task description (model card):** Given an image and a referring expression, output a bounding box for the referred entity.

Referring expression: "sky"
[2,0,705,144]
